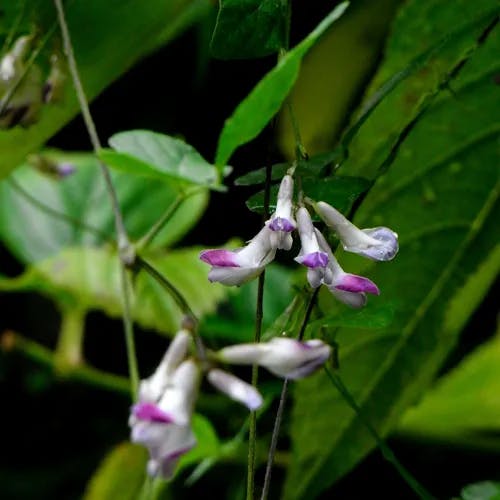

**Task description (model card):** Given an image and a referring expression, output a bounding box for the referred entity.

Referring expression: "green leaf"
[0,246,228,334]
[214,2,349,168]
[102,130,226,190]
[246,175,370,215]
[461,482,500,500]
[0,0,210,179]
[284,4,500,497]
[83,442,147,500]
[0,153,208,263]
[234,150,342,186]
[399,322,500,450]
[210,0,287,59]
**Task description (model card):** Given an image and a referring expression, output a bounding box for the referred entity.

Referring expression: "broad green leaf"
[343,0,499,176]
[102,130,225,190]
[210,0,287,59]
[0,0,210,179]
[461,482,500,500]
[284,6,500,497]
[246,175,370,215]
[83,442,147,500]
[0,246,228,334]
[0,153,208,263]
[399,322,500,450]
[214,2,349,168]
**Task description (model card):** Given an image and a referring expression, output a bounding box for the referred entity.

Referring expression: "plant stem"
[53,0,138,398]
[1,0,26,54]
[260,379,288,500]
[324,367,435,500]
[1,330,130,394]
[54,306,85,370]
[136,192,185,250]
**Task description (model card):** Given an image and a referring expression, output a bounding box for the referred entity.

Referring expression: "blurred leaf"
[277,0,402,158]
[214,2,349,168]
[210,0,287,59]
[246,175,370,215]
[0,246,228,334]
[284,3,500,497]
[461,482,500,500]
[177,414,220,472]
[101,130,225,190]
[399,320,500,450]
[83,442,147,500]
[0,153,208,263]
[0,0,210,179]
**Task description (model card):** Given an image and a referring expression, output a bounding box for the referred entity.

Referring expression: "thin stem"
[247,160,272,500]
[134,256,206,361]
[53,0,138,398]
[52,0,129,251]
[324,367,435,500]
[136,192,185,250]
[260,379,288,500]
[1,330,130,394]
[297,288,319,341]
[54,306,85,371]
[1,0,27,54]
[8,177,107,239]
[286,100,308,161]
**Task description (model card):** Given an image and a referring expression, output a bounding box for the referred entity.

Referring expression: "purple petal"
[296,251,328,268]
[356,227,399,261]
[334,274,379,295]
[132,402,174,423]
[269,217,295,233]
[199,249,240,267]
[329,288,367,308]
[56,162,76,177]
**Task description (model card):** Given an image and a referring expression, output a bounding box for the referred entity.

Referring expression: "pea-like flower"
[200,226,276,286]
[216,337,331,380]
[315,229,379,308]
[294,207,329,288]
[207,369,263,410]
[266,175,296,250]
[130,330,199,478]
[315,201,398,261]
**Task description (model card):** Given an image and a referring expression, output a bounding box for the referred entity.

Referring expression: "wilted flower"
[294,207,329,288]
[266,174,296,250]
[130,330,199,479]
[315,201,398,261]
[43,53,66,104]
[27,154,76,179]
[315,229,379,308]
[200,226,276,286]
[217,337,331,380]
[207,369,263,410]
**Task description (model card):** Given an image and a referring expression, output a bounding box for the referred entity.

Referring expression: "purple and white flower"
[315,201,398,261]
[207,369,263,410]
[200,226,277,286]
[217,337,331,380]
[130,331,199,479]
[315,229,379,308]
[266,175,296,250]
[294,207,329,288]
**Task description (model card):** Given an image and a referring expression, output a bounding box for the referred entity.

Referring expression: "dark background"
[1,3,499,499]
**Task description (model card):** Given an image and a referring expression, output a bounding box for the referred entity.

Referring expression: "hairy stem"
[324,367,435,500]
[53,0,138,398]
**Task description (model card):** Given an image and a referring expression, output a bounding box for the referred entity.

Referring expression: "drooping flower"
[315,201,398,261]
[216,337,331,380]
[130,330,199,479]
[294,207,329,288]
[266,174,296,250]
[200,226,276,286]
[207,369,263,410]
[315,229,379,308]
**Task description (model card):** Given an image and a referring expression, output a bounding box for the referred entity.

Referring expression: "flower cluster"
[200,174,398,307]
[130,329,331,479]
